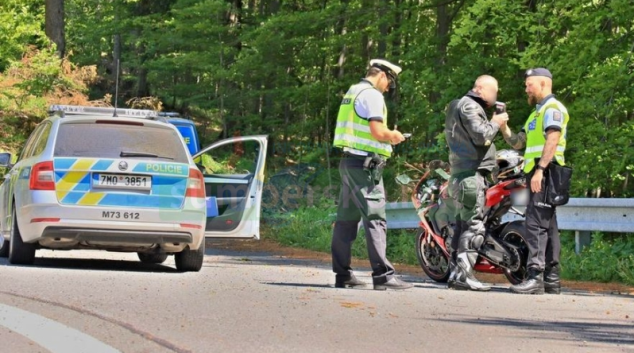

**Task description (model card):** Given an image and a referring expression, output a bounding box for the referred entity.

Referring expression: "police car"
[0,105,268,271]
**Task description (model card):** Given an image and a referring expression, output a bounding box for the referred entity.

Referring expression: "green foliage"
[2,0,633,195]
[561,232,634,285]
[1,47,91,116]
[264,200,339,253]
[0,0,47,72]
[264,201,418,266]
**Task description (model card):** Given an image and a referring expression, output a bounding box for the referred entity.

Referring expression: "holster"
[363,153,386,184]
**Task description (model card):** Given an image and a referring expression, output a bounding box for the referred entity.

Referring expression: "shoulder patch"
[552,110,562,122]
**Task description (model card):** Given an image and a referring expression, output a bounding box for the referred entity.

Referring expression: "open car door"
[194,135,268,239]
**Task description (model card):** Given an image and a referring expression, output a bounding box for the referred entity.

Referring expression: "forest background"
[1,0,633,284]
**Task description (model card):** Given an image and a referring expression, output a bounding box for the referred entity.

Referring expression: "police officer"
[444,75,508,291]
[500,68,567,295]
[331,59,412,290]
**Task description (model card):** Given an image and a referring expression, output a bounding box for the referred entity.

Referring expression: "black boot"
[510,268,545,295]
[544,265,561,294]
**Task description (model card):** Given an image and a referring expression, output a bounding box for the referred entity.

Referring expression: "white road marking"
[0,303,120,353]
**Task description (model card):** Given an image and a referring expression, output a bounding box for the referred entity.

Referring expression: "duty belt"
[363,153,387,183]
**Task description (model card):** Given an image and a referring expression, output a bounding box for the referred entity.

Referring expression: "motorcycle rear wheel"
[416,228,450,283]
[501,221,529,285]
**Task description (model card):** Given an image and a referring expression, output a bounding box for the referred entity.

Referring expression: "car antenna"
[113,58,120,117]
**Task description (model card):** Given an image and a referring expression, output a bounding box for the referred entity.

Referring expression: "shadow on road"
[0,256,178,273]
[434,315,634,346]
[263,282,336,289]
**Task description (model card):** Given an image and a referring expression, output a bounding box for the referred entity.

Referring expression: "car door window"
[196,140,258,177]
[31,122,52,157]
[17,124,45,162]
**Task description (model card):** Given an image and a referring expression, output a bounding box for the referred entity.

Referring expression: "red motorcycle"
[396,150,529,284]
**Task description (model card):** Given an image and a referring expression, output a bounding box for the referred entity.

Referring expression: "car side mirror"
[0,152,12,168]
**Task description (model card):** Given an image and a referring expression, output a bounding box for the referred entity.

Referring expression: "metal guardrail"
[386,198,634,254]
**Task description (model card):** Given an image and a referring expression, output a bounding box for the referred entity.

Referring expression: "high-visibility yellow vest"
[332,83,392,158]
[523,99,568,172]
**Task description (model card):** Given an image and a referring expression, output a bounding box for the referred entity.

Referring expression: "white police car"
[0,105,268,271]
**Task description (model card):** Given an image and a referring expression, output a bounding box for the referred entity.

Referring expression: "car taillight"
[186,168,205,198]
[180,223,202,229]
[31,218,60,223]
[29,161,55,190]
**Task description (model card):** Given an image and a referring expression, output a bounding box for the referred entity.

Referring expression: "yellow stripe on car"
[77,192,106,206]
[55,159,96,199]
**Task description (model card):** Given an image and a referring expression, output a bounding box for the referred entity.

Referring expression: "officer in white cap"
[331,59,412,290]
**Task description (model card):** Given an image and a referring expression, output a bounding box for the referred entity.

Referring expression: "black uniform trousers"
[525,168,561,271]
[331,154,395,281]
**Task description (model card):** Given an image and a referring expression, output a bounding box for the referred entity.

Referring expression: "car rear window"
[54,122,189,163]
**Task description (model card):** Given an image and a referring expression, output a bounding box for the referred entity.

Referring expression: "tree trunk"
[360,0,374,61]
[391,0,403,59]
[113,33,122,103]
[336,0,350,79]
[137,66,149,98]
[45,0,65,59]
[517,0,538,54]
[378,1,388,59]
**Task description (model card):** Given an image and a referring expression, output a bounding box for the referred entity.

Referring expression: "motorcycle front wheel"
[416,228,450,283]
[501,221,529,285]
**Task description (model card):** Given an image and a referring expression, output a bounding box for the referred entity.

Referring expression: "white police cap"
[370,59,402,78]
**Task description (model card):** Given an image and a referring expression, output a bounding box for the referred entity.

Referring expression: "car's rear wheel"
[137,252,168,264]
[175,241,205,272]
[8,208,36,265]
[0,238,9,258]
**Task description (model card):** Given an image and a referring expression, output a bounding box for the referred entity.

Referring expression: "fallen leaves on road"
[340,301,364,309]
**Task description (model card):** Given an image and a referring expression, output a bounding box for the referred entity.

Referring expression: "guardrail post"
[575,231,592,254]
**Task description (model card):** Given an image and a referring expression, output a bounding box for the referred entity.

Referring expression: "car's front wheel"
[174,241,205,272]
[8,208,36,265]
[137,252,168,264]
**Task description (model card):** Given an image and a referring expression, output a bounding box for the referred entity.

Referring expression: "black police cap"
[525,68,552,79]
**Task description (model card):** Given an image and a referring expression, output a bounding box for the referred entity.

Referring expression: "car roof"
[47,105,176,129]
[52,115,176,129]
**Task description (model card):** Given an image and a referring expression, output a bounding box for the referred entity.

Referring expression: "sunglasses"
[385,74,396,89]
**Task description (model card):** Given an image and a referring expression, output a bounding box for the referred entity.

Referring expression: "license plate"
[95,174,152,190]
[102,211,141,219]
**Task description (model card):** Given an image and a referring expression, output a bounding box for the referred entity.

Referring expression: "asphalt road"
[0,242,633,353]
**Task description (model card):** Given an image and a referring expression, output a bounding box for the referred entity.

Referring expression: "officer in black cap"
[499,67,570,295]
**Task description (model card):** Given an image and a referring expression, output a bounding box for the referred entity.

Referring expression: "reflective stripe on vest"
[523,99,569,172]
[332,83,392,158]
